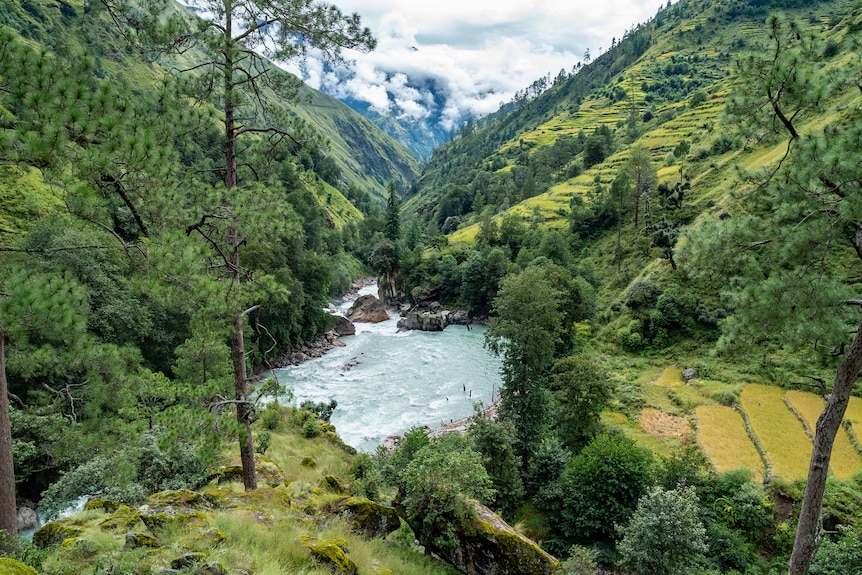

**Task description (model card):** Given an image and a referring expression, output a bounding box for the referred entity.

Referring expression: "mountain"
[404,0,845,232]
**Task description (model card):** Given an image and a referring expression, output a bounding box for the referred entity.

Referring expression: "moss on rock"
[299,536,358,574]
[0,558,40,575]
[125,531,159,549]
[100,504,141,531]
[407,503,559,575]
[339,497,401,538]
[140,508,207,531]
[84,497,123,513]
[32,521,84,549]
[321,475,347,494]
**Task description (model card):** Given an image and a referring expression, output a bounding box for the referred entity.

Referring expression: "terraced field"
[695,405,764,479]
[633,370,862,481]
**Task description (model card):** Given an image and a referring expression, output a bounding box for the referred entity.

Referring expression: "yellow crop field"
[845,396,862,427]
[785,391,862,480]
[740,385,812,479]
[695,405,764,479]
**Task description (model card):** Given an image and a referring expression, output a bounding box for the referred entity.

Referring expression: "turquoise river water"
[268,286,503,452]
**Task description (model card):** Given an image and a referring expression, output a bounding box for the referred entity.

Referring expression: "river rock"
[17,506,39,532]
[346,294,389,323]
[448,309,471,325]
[334,316,356,336]
[397,310,449,331]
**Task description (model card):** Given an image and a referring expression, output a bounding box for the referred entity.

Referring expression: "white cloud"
[300,1,670,130]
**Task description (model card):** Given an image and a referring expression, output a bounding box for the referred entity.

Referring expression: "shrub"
[625,279,662,311]
[302,418,318,438]
[260,402,283,430]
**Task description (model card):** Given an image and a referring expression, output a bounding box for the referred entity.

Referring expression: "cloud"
[296,1,670,130]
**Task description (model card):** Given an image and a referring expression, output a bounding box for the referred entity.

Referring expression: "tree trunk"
[788,312,862,575]
[230,304,257,491]
[222,8,255,491]
[0,333,18,549]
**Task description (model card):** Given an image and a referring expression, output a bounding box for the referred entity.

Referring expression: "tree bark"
[0,333,18,549]
[788,312,862,575]
[223,5,255,491]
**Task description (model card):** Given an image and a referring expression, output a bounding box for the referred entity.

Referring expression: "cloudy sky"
[285,0,670,130]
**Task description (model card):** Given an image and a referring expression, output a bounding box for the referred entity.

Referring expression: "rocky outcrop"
[17,505,39,532]
[397,305,472,332]
[338,497,401,538]
[0,558,40,575]
[346,294,389,323]
[408,502,558,575]
[397,310,450,331]
[334,315,356,336]
[682,367,700,382]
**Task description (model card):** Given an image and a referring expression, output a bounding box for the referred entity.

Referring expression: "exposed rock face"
[346,294,389,323]
[338,497,401,538]
[397,310,449,331]
[17,505,39,531]
[407,503,558,575]
[334,315,356,336]
[682,367,700,382]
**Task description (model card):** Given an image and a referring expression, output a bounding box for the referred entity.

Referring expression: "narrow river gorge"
[268,285,503,451]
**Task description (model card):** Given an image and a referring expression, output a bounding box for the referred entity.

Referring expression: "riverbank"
[381,399,500,450]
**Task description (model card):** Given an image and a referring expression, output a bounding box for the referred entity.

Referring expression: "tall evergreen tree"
[113,0,375,490]
[384,181,401,242]
[688,15,862,575]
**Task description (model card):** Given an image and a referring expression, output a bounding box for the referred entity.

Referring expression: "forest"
[2,0,862,574]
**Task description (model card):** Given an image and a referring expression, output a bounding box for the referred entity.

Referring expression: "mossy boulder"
[339,497,401,538]
[139,507,207,530]
[299,536,358,574]
[371,567,394,575]
[84,497,123,513]
[321,475,348,494]
[0,558,40,575]
[100,504,141,531]
[209,465,243,484]
[147,489,207,508]
[125,531,159,549]
[32,521,84,548]
[171,552,206,569]
[409,503,559,575]
[301,456,317,468]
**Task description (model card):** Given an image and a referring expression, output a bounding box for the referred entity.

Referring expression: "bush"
[618,485,708,575]
[302,418,319,438]
[560,433,653,541]
[260,402,283,430]
[625,279,662,311]
[300,399,338,422]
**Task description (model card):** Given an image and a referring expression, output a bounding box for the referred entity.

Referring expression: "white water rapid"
[268,285,503,452]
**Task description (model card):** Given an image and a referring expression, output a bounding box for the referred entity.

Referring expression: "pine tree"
[110,0,375,490]
[383,181,401,242]
[688,15,862,575]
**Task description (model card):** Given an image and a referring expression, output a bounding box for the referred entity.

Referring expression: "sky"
[284,0,671,130]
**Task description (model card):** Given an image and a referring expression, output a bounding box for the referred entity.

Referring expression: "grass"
[695,405,764,479]
[785,391,861,481]
[740,384,812,480]
[35,408,460,575]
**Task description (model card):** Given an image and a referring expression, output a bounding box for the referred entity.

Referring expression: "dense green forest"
[3,0,862,574]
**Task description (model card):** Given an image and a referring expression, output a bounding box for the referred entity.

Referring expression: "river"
[268,285,503,452]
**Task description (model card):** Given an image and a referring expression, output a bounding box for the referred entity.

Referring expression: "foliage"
[551,356,612,451]
[617,485,708,575]
[560,433,653,542]
[401,434,494,550]
[486,267,562,458]
[468,414,525,517]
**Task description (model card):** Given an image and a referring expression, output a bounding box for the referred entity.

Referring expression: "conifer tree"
[108,0,375,490]
[689,15,862,575]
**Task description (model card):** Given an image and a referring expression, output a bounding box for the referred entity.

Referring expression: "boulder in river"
[397,310,449,331]
[334,315,356,336]
[346,294,389,323]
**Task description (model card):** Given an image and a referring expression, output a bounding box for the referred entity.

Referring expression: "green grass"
[35,408,459,575]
